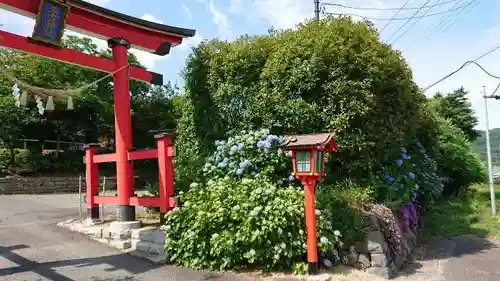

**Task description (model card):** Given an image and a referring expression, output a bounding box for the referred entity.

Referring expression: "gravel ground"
[0,194,499,281]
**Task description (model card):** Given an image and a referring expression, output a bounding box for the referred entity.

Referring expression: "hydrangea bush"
[378,140,443,208]
[203,129,295,185]
[163,177,343,272]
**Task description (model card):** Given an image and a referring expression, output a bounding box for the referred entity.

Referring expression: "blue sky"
[2,0,500,129]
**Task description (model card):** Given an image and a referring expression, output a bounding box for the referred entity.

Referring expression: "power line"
[379,0,410,33]
[321,0,461,11]
[385,0,433,43]
[409,0,478,54]
[422,60,500,92]
[323,1,475,21]
[420,0,474,42]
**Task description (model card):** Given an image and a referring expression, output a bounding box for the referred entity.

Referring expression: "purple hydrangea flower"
[385,175,394,182]
[401,153,408,160]
[395,159,403,166]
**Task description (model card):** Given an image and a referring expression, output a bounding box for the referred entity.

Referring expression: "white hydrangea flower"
[334,230,341,237]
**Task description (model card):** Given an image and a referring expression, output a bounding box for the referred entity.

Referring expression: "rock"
[370,253,390,267]
[362,212,380,230]
[322,258,333,270]
[357,253,371,269]
[345,247,358,266]
[355,241,368,253]
[367,230,388,254]
[393,254,405,269]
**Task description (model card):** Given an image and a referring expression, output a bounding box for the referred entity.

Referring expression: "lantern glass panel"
[315,151,324,173]
[295,151,311,173]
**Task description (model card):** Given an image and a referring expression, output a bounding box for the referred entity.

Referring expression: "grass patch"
[423,184,500,240]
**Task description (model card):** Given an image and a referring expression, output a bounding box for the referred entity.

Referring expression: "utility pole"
[484,85,496,216]
[314,0,320,20]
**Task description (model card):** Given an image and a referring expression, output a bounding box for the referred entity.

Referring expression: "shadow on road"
[0,244,160,281]
[399,235,499,277]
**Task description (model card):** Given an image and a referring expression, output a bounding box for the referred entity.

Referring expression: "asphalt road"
[0,194,259,281]
[2,194,500,281]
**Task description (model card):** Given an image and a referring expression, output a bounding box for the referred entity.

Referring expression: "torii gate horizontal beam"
[0,30,163,85]
[0,0,195,55]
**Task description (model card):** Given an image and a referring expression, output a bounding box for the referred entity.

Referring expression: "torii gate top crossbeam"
[0,0,196,55]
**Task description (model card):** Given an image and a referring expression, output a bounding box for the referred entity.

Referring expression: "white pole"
[484,85,496,216]
[78,175,83,222]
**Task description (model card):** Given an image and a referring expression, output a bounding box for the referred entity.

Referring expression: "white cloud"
[84,0,112,6]
[207,0,232,40]
[141,13,164,24]
[126,14,168,69]
[182,4,193,21]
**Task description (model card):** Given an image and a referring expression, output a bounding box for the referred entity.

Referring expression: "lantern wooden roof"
[283,132,338,152]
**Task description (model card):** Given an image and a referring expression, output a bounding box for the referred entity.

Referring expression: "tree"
[0,36,181,173]
[430,87,479,141]
[178,15,431,185]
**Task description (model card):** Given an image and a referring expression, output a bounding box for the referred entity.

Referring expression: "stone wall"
[348,207,418,279]
[0,175,117,194]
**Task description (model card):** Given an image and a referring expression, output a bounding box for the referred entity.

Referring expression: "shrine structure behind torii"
[0,0,196,222]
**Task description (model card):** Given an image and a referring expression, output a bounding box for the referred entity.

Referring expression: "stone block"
[132,240,152,253]
[147,243,165,256]
[110,221,141,232]
[367,230,388,254]
[109,240,131,250]
[131,227,164,244]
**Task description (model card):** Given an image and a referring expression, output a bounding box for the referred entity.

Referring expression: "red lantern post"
[283,133,338,274]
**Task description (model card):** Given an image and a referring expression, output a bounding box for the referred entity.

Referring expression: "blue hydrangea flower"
[288,175,295,181]
[215,155,222,162]
[408,172,416,180]
[264,141,272,149]
[236,168,244,177]
[385,175,394,182]
[217,162,227,168]
[256,140,265,149]
[395,159,403,166]
[401,153,408,160]
[229,146,238,155]
[238,159,252,169]
[237,143,244,150]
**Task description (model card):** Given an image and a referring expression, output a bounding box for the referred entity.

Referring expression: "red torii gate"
[0,0,196,222]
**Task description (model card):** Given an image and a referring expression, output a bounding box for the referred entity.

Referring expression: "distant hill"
[472,128,500,166]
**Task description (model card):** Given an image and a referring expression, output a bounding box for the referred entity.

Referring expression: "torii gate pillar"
[109,38,135,221]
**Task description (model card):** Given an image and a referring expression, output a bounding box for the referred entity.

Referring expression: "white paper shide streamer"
[11,83,20,107]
